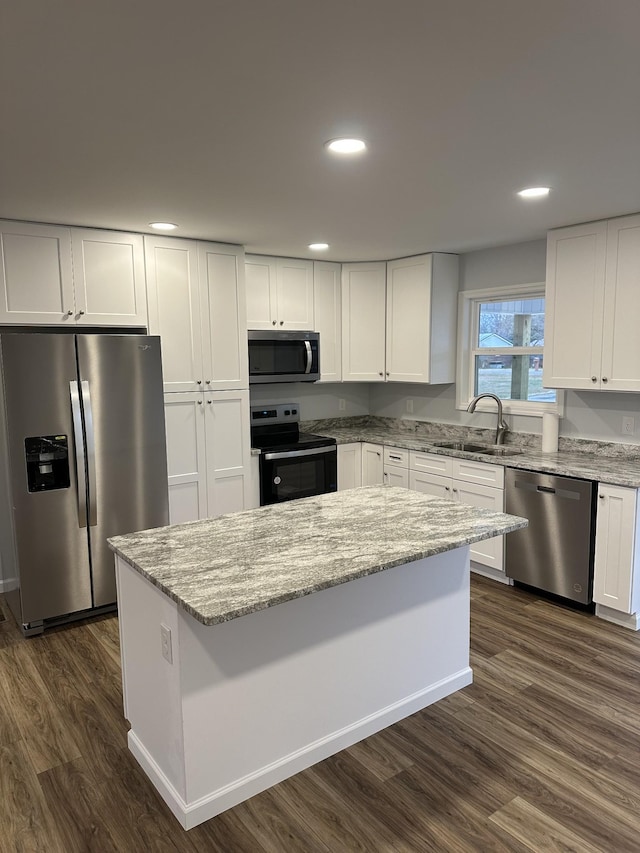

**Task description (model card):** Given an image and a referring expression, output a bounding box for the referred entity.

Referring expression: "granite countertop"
[308,423,640,488]
[108,486,527,626]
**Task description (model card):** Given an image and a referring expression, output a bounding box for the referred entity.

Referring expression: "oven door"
[260,446,337,505]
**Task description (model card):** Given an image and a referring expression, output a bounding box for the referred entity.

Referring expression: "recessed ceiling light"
[308,242,329,251]
[325,138,367,154]
[149,222,178,230]
[517,187,551,199]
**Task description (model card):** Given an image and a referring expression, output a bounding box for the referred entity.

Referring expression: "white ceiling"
[2,0,639,261]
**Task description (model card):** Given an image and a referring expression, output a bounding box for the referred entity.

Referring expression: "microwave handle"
[304,340,312,374]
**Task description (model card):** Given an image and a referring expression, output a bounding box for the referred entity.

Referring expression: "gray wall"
[249,382,370,422]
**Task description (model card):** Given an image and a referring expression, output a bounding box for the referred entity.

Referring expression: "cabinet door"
[337,443,362,490]
[199,243,249,391]
[601,215,640,392]
[314,261,342,382]
[0,221,75,324]
[71,229,147,326]
[409,470,453,499]
[164,392,208,524]
[386,255,432,383]
[453,480,504,571]
[204,390,251,517]
[145,236,204,392]
[384,466,409,488]
[245,255,276,329]
[341,262,386,381]
[277,258,314,329]
[361,443,384,486]
[593,484,638,613]
[543,222,607,390]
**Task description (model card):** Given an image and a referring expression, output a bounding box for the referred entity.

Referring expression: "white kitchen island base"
[115,545,472,830]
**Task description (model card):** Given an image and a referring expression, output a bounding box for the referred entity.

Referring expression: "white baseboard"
[595,604,640,631]
[0,578,15,594]
[129,667,473,830]
[470,563,512,585]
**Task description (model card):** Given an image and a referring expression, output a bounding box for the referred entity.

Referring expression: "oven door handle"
[263,446,336,461]
[304,340,312,374]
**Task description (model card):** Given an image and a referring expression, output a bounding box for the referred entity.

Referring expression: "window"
[457,284,563,417]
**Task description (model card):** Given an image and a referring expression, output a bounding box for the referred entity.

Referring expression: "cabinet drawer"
[452,458,504,488]
[410,450,453,477]
[384,446,409,468]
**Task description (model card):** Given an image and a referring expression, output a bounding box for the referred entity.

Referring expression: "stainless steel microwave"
[248,330,320,384]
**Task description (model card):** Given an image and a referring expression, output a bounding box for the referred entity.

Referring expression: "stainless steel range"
[250,403,337,505]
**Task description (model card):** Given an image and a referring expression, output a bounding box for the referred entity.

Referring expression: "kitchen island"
[108,486,526,829]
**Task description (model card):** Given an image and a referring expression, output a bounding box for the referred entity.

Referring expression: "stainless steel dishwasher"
[505,469,596,604]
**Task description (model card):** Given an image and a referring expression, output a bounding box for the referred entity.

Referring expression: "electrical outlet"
[338,398,346,411]
[160,624,173,664]
[406,399,414,414]
[622,416,635,436]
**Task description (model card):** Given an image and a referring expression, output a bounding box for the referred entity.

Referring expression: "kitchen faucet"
[467,393,510,445]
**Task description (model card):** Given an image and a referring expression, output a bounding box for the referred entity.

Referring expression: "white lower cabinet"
[409,451,505,575]
[383,446,409,488]
[361,443,384,486]
[337,443,363,490]
[593,483,640,623]
[164,391,251,524]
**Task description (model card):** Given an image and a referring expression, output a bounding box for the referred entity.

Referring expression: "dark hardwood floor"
[1,575,640,852]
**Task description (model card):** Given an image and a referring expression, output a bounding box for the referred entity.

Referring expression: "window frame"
[456,283,564,418]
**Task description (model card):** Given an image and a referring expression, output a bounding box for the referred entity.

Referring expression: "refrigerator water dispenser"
[25,436,70,492]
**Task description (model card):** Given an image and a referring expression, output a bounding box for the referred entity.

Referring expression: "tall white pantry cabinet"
[144,236,251,524]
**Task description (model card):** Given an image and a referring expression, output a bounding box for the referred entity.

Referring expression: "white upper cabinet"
[145,237,204,393]
[0,221,146,326]
[341,255,459,384]
[145,236,247,393]
[341,262,387,381]
[198,243,248,391]
[544,214,640,391]
[71,229,146,326]
[245,255,314,330]
[386,254,458,384]
[313,261,341,382]
[0,222,74,324]
[600,215,640,392]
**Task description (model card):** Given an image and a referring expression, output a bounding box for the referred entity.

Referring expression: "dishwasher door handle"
[537,485,556,494]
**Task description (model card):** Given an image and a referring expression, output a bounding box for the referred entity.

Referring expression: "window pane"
[477,298,545,348]
[474,354,555,402]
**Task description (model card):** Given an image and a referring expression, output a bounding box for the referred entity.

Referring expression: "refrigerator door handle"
[80,380,98,527]
[70,380,88,529]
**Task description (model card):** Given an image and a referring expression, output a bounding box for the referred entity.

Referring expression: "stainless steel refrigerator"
[0,333,169,635]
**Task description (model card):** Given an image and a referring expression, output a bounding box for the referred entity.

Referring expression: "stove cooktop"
[251,432,336,453]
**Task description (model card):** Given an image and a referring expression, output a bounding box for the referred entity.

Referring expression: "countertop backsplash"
[301,415,640,460]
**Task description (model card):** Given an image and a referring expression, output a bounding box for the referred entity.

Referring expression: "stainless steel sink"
[431,441,521,457]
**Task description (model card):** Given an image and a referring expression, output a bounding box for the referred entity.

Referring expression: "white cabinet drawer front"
[384,446,409,468]
[410,451,453,477]
[452,458,504,488]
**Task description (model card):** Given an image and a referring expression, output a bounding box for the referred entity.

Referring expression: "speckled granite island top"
[108,486,527,626]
